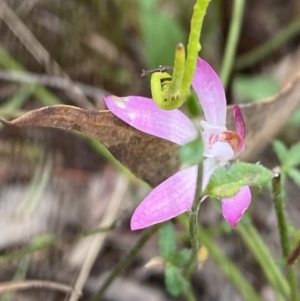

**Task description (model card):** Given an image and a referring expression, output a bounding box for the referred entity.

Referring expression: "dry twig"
[0,69,108,99]
[0,1,94,109]
[0,280,80,296]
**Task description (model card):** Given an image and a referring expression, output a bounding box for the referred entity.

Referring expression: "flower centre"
[221,130,243,154]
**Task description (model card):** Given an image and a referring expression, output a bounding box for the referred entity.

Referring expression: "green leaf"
[289,107,300,126]
[179,138,203,167]
[138,0,186,68]
[205,162,274,198]
[165,265,188,296]
[233,74,279,102]
[159,222,176,261]
[285,142,300,167]
[287,168,300,187]
[172,248,192,267]
[272,140,288,165]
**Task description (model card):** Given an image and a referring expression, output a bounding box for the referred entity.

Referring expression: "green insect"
[150,0,211,110]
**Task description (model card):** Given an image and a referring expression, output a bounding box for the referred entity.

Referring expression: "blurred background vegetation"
[0,0,300,300]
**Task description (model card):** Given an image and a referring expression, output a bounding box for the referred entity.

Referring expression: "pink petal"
[104,95,196,145]
[221,186,251,227]
[131,166,198,230]
[209,142,234,162]
[192,58,227,127]
[233,105,245,141]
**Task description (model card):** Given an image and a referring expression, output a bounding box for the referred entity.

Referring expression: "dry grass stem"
[0,1,94,109]
[0,280,81,296]
[0,69,108,99]
[68,173,129,301]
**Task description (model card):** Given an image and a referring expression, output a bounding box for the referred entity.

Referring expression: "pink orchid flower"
[103,58,251,230]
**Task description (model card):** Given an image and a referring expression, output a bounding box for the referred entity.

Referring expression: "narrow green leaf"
[159,222,176,261]
[138,0,186,68]
[179,138,203,167]
[205,162,274,198]
[286,142,300,167]
[287,168,300,187]
[272,140,288,165]
[2,85,36,110]
[165,265,188,296]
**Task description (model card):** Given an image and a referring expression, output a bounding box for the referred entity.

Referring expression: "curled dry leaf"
[0,105,179,187]
[1,70,300,187]
[229,69,300,160]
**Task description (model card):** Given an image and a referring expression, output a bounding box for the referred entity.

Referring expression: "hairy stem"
[184,160,203,277]
[272,172,299,301]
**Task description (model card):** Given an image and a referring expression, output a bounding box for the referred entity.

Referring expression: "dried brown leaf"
[230,70,300,160]
[1,70,300,186]
[0,105,179,187]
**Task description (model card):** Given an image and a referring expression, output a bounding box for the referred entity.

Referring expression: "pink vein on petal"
[103,95,196,145]
[130,166,198,230]
[192,58,226,127]
[221,186,251,227]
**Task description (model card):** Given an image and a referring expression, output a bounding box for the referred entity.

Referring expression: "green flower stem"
[184,283,197,301]
[237,219,290,298]
[179,0,211,100]
[272,172,299,301]
[184,160,203,277]
[219,0,245,88]
[91,224,161,301]
[178,215,263,301]
[235,17,300,70]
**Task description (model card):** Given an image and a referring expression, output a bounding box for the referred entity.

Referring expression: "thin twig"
[0,1,94,109]
[68,174,129,301]
[0,69,108,99]
[0,280,80,296]
[141,65,174,77]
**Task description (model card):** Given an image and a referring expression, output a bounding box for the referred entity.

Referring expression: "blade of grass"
[235,17,300,70]
[237,219,290,298]
[220,0,245,88]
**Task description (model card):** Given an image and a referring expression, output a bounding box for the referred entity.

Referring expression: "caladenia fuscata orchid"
[104,58,251,230]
